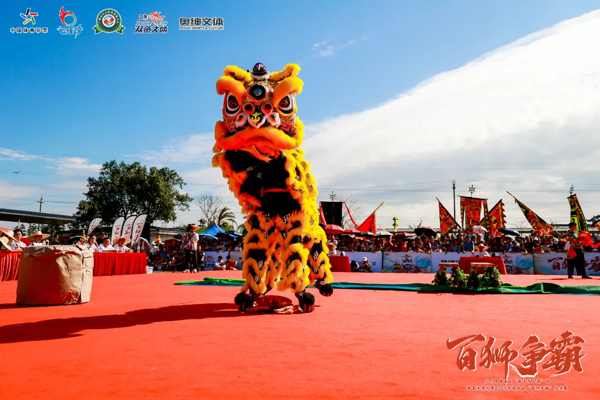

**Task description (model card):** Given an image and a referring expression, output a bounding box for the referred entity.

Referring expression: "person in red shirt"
[225,255,238,270]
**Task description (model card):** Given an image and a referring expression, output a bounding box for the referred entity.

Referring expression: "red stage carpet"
[1,272,599,399]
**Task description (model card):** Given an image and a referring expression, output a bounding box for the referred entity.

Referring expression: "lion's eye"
[278,95,294,114]
[249,84,266,100]
[225,93,240,116]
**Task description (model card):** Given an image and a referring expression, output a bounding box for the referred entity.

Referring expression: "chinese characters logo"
[21,8,38,24]
[57,7,83,38]
[135,12,168,34]
[93,9,125,34]
[447,331,586,379]
[10,8,48,34]
[179,17,224,30]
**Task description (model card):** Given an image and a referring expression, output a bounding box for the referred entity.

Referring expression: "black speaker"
[320,202,343,227]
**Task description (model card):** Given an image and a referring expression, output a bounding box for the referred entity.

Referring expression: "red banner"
[511,194,553,236]
[319,204,326,225]
[460,197,483,229]
[481,200,506,237]
[438,200,459,235]
[357,214,376,234]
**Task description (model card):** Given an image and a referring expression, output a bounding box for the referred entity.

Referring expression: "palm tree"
[236,223,248,236]
[216,207,237,230]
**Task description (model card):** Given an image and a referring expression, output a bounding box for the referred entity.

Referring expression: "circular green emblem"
[94,9,125,34]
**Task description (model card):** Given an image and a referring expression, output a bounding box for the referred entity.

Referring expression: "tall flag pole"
[507,192,553,235]
[437,198,460,235]
[381,202,398,231]
[567,194,588,232]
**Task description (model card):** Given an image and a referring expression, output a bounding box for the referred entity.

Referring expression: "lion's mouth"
[225,111,295,138]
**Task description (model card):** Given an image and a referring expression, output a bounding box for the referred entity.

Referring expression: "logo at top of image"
[179,17,224,30]
[57,7,83,38]
[135,11,168,34]
[20,8,38,25]
[93,8,125,34]
[10,8,48,34]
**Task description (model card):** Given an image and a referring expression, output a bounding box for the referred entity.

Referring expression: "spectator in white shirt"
[113,237,133,253]
[2,230,25,251]
[0,237,13,251]
[86,235,99,252]
[98,238,115,252]
[473,242,490,258]
[181,224,199,273]
[27,231,50,247]
[214,255,226,270]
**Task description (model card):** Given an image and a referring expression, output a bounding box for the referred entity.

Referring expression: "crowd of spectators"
[329,228,600,255]
[147,235,243,272]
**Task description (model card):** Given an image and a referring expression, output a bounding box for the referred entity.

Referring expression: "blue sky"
[1,0,599,228]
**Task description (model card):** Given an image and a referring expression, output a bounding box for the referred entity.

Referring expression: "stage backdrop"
[499,253,534,275]
[344,251,382,273]
[200,251,600,275]
[383,252,431,273]
[533,253,600,276]
[203,251,243,270]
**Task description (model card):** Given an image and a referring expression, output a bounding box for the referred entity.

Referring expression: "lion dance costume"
[212,63,334,312]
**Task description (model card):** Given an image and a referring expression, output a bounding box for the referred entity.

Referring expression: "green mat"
[175,277,600,295]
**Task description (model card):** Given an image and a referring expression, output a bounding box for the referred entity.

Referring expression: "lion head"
[213,63,304,162]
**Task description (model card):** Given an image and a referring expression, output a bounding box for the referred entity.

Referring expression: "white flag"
[131,215,147,244]
[88,218,102,236]
[122,215,137,239]
[111,217,125,242]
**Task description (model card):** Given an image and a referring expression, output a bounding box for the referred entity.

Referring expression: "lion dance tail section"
[213,62,333,313]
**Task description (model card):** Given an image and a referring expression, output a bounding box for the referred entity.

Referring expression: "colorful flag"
[460,196,483,229]
[482,200,506,237]
[509,193,553,236]
[568,194,588,232]
[438,200,460,235]
[357,213,377,234]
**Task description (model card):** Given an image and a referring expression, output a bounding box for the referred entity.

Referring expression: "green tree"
[217,207,237,230]
[195,193,222,227]
[74,160,192,228]
[41,220,66,239]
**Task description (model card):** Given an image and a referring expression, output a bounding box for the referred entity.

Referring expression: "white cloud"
[311,38,357,58]
[0,148,46,161]
[0,179,39,203]
[53,157,102,176]
[0,147,100,177]
[159,10,600,228]
[133,133,215,164]
[300,10,600,227]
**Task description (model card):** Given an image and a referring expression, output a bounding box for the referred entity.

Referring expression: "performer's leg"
[184,250,191,272]
[235,213,272,311]
[567,258,574,278]
[191,250,198,272]
[576,251,590,278]
[305,223,334,297]
[276,211,314,311]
